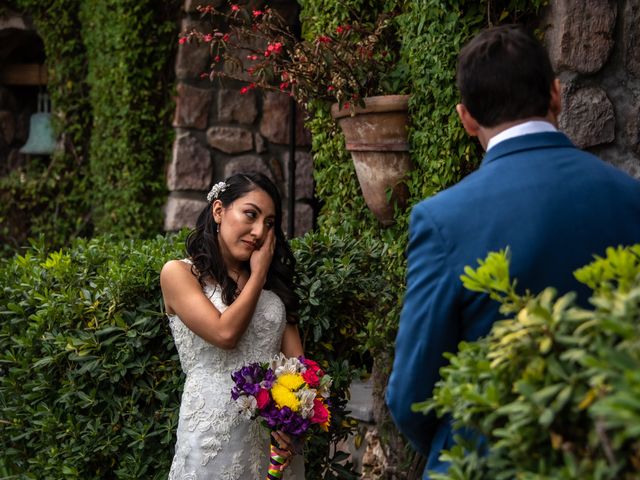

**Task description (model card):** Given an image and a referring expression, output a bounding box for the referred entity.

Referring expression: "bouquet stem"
[266,437,286,479]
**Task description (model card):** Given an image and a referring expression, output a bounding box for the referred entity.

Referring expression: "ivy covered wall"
[0,0,178,255]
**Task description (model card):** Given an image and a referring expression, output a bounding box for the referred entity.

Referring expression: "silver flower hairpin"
[207,181,228,203]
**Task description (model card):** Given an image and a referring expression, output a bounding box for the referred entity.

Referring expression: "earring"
[216,222,220,233]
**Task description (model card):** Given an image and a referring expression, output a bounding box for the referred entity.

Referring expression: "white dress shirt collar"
[487,120,558,151]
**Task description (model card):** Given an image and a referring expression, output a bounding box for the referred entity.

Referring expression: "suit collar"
[481,132,576,167]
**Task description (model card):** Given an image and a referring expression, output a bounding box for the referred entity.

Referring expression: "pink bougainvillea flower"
[240,86,249,94]
[252,9,263,17]
[230,4,240,11]
[178,37,187,45]
[316,35,331,44]
[203,34,213,42]
[223,33,230,42]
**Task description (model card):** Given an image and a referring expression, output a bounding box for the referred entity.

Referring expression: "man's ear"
[456,104,480,137]
[549,78,562,119]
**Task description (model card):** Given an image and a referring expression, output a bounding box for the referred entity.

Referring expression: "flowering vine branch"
[180,2,400,110]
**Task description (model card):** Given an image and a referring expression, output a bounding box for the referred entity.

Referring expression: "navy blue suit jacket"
[386,131,640,478]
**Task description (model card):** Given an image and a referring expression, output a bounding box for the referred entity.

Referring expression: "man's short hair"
[456,24,555,127]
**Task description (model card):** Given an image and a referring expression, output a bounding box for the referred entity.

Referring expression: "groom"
[386,24,640,478]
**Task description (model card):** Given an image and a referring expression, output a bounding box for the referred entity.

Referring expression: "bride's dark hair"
[185,172,299,323]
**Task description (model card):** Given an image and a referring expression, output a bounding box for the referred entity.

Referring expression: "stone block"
[223,33,266,82]
[164,196,207,231]
[0,110,15,145]
[627,97,640,155]
[259,91,311,146]
[254,133,267,153]
[176,18,212,80]
[223,154,274,182]
[622,0,640,78]
[0,9,30,31]
[283,150,314,200]
[217,88,258,124]
[543,0,616,74]
[559,85,615,149]
[173,82,214,129]
[167,133,213,190]
[206,126,253,153]
[282,202,313,237]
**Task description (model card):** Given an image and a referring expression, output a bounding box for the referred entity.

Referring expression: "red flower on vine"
[266,42,283,54]
[252,9,264,18]
[316,35,331,44]
[230,4,240,12]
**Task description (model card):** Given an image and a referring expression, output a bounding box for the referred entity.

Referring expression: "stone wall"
[542,0,640,177]
[165,0,315,236]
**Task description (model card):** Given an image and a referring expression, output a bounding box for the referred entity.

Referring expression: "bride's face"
[213,188,276,267]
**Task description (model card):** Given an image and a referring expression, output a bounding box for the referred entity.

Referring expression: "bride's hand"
[271,430,296,469]
[250,229,275,278]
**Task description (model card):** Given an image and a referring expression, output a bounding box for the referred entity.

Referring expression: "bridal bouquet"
[231,354,332,478]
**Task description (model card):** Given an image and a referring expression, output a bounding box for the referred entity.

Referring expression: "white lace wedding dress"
[167,261,305,479]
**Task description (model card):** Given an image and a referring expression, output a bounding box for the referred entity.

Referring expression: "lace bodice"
[167,261,304,479]
[169,283,287,374]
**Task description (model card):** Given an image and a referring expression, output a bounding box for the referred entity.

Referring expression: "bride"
[161,173,305,479]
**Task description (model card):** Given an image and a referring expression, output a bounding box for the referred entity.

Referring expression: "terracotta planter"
[331,95,412,226]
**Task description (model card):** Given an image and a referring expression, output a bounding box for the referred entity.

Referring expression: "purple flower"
[231,363,264,399]
[261,368,276,389]
[260,405,311,436]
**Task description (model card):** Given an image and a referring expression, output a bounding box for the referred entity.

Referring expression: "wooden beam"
[0,64,48,86]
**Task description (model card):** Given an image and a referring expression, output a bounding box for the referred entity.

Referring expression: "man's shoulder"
[413,169,487,213]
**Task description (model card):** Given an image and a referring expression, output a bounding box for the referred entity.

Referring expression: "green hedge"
[419,245,640,479]
[0,231,391,478]
[0,235,184,478]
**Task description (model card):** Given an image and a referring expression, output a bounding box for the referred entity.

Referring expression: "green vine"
[1,0,179,256]
[1,0,92,255]
[80,0,178,237]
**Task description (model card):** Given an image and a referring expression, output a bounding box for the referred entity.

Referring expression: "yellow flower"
[277,373,305,391]
[271,384,300,411]
[271,373,305,412]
